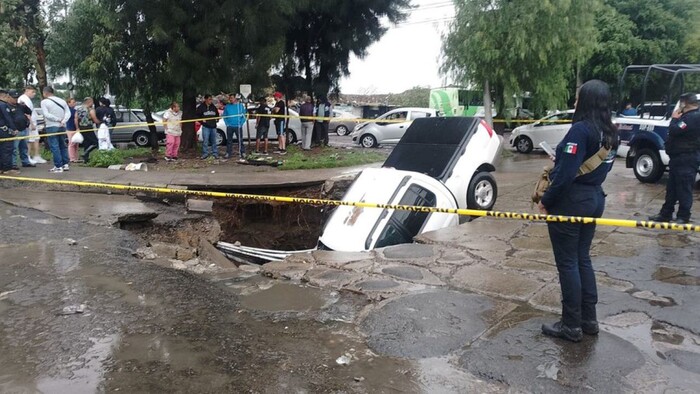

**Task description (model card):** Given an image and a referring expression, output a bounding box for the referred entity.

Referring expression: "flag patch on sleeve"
[678,121,687,130]
[564,142,578,154]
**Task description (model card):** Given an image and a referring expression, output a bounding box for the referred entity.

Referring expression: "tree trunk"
[180,86,197,152]
[483,79,493,127]
[34,39,48,91]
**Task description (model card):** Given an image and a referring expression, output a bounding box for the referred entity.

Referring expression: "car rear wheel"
[360,134,377,148]
[133,131,150,147]
[515,136,533,153]
[216,129,226,146]
[336,125,349,136]
[467,171,498,211]
[286,129,297,145]
[633,148,663,183]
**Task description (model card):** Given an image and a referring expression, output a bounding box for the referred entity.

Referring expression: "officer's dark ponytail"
[573,80,619,150]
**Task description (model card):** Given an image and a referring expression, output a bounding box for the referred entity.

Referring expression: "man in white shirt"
[18,86,46,164]
[40,87,71,173]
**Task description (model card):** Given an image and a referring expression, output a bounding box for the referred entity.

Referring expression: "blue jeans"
[201,126,218,158]
[46,126,69,168]
[660,152,700,221]
[547,183,605,328]
[226,126,245,157]
[14,128,30,166]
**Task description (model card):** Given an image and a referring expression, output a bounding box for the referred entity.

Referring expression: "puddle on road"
[240,283,329,312]
[603,313,700,391]
[652,266,700,286]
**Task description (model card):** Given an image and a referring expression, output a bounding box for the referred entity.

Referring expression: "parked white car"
[509,110,574,153]
[197,108,302,146]
[350,107,437,148]
[319,117,503,252]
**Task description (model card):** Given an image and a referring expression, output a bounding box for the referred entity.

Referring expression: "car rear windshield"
[374,184,437,249]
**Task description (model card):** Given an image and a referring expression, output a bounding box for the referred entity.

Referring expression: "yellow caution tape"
[0,174,697,233]
[0,111,569,143]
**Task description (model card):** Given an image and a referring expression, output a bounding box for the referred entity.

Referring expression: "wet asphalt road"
[0,204,422,393]
[1,137,700,393]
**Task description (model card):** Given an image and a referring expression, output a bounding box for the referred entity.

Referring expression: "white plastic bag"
[70,132,84,144]
[97,123,110,140]
[97,124,114,151]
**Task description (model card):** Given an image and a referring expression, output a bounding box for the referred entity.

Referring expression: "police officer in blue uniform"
[649,93,700,224]
[0,89,20,174]
[537,80,619,342]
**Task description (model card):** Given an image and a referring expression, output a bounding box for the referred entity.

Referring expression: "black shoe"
[673,217,691,225]
[581,320,599,335]
[11,166,19,171]
[648,214,672,222]
[22,163,36,168]
[542,321,583,342]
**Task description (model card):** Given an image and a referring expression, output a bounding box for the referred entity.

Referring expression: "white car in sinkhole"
[319,116,503,252]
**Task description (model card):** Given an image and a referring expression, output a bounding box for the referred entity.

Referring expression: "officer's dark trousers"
[661,152,700,221]
[547,183,605,328]
[0,129,14,172]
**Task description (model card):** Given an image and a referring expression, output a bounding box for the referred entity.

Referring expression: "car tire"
[633,148,663,183]
[216,129,227,146]
[133,131,150,147]
[336,125,349,136]
[515,136,533,153]
[360,134,377,148]
[467,171,498,211]
[286,129,297,145]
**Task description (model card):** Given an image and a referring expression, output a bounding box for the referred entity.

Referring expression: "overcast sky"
[340,0,456,94]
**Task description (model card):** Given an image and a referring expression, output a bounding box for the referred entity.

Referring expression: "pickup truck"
[615,64,700,183]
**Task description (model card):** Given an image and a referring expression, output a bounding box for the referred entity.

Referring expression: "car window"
[377,111,408,126]
[539,113,568,126]
[115,110,126,123]
[374,184,437,249]
[411,111,431,119]
[132,111,146,122]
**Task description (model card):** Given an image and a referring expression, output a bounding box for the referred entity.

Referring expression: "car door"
[377,110,409,143]
[112,110,133,143]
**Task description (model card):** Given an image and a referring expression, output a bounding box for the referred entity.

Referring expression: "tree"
[442,0,600,124]
[1,0,52,89]
[387,86,430,107]
[280,0,410,98]
[47,0,121,96]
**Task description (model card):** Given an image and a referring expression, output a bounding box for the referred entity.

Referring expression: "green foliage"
[0,0,40,87]
[442,0,600,115]
[582,0,695,88]
[47,0,120,95]
[279,146,386,171]
[387,86,430,108]
[86,147,152,168]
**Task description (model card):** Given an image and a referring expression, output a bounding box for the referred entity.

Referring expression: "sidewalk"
[6,162,377,190]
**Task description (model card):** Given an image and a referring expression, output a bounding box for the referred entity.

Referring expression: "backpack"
[77,107,92,128]
[12,105,29,131]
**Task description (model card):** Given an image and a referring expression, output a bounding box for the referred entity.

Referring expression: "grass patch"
[86,147,153,167]
[279,145,386,171]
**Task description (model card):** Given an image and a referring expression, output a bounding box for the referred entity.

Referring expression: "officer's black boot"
[542,321,583,342]
[648,214,672,222]
[581,320,599,335]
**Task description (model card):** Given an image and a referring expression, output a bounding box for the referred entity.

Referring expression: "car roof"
[389,107,436,112]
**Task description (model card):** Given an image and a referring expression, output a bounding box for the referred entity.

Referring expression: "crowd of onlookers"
[1,85,336,175]
[0,85,122,174]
